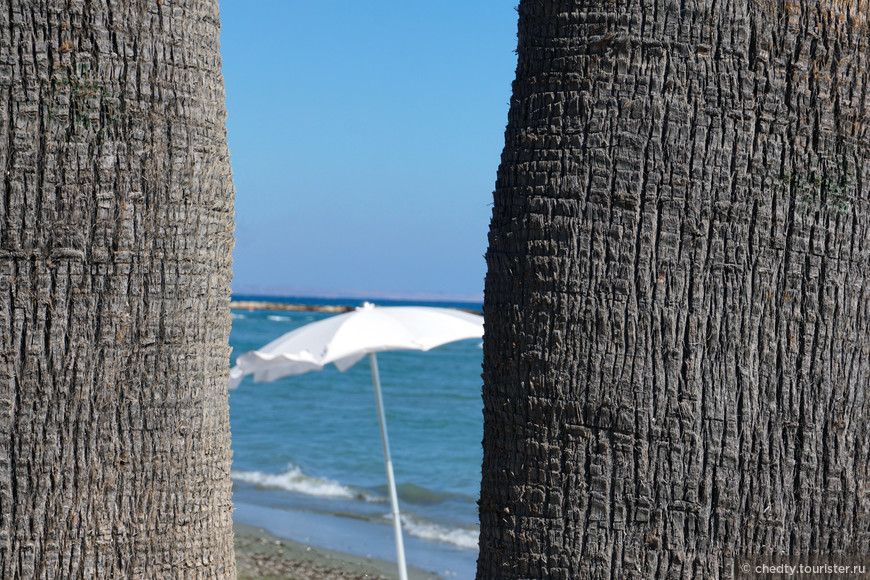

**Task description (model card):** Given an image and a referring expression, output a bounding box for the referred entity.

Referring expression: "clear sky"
[219,1,519,302]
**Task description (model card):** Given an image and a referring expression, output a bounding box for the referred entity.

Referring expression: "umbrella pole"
[369,352,409,580]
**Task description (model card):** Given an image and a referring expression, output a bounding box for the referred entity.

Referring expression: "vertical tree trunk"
[480,1,869,578]
[0,1,235,577]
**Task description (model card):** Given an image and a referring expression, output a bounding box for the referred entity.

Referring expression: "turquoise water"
[228,297,483,575]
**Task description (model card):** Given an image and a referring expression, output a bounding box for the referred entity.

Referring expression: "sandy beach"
[234,522,443,580]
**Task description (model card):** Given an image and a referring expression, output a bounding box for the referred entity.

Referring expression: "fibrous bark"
[0,1,235,577]
[480,1,869,578]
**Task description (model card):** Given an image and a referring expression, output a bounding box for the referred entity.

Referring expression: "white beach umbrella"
[228,302,484,580]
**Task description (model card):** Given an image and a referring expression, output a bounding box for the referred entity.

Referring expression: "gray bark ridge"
[480,1,870,578]
[0,1,236,578]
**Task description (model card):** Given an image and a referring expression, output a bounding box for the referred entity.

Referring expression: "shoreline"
[234,522,442,579]
[231,501,476,579]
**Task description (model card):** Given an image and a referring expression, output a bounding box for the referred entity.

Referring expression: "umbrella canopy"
[229,302,484,388]
[227,302,484,580]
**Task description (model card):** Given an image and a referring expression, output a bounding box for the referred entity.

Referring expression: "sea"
[228,295,483,579]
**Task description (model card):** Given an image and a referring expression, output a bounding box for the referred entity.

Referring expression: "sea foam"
[400,515,479,550]
[232,466,362,500]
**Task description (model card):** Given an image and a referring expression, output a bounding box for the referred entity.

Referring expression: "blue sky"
[220,2,519,301]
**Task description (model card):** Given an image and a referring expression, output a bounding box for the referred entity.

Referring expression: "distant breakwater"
[229,300,482,316]
[229,300,353,313]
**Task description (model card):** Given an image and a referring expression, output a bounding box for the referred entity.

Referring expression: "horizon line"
[230,285,484,304]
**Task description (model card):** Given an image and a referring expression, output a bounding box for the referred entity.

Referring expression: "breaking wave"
[232,467,478,550]
[400,515,479,550]
[231,465,372,501]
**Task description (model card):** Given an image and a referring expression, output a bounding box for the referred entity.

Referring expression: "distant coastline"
[229,295,483,315]
[231,287,484,304]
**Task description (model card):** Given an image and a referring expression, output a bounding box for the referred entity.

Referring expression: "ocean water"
[228,296,483,577]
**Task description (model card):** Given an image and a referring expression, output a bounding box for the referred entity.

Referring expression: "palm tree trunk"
[0,1,236,577]
[480,1,869,577]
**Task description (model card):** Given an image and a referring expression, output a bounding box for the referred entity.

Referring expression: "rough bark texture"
[0,1,236,578]
[480,0,869,578]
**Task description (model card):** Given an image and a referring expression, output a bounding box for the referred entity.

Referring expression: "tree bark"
[480,1,869,578]
[0,1,236,577]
